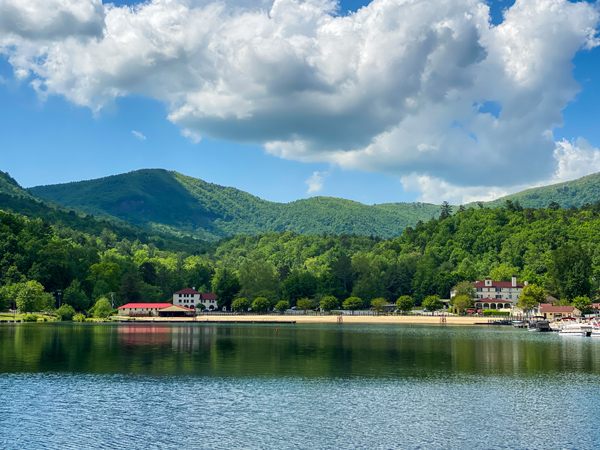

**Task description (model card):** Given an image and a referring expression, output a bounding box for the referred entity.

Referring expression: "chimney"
[192,287,196,291]
[524,281,528,286]
[485,277,492,287]
[511,275,517,288]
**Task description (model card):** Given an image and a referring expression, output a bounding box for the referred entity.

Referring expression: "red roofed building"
[539,303,581,320]
[173,288,218,310]
[118,303,195,317]
[118,303,173,317]
[451,275,528,310]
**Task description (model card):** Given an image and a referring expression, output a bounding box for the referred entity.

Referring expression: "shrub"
[73,313,86,322]
[275,300,290,313]
[56,304,76,321]
[23,314,39,322]
[297,297,313,312]
[482,310,510,316]
[342,297,363,311]
[252,297,271,313]
[232,297,251,312]
[320,296,338,312]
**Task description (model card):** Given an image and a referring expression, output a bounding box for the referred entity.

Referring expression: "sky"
[0,0,599,205]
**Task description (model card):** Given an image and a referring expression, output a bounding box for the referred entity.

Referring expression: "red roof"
[118,303,172,309]
[475,298,513,303]
[539,304,575,313]
[199,293,217,300]
[474,280,525,288]
[174,288,200,295]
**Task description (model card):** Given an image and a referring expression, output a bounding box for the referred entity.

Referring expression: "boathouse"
[539,304,581,320]
[118,303,172,317]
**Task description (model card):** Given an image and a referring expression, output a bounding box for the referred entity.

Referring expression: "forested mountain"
[0,171,208,254]
[482,172,600,209]
[28,169,440,240]
[26,169,600,242]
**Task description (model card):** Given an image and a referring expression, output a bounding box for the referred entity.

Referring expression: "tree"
[422,295,443,313]
[56,304,76,321]
[62,280,89,311]
[275,300,290,314]
[548,243,592,300]
[213,268,241,309]
[371,297,387,313]
[452,294,472,314]
[489,266,519,282]
[231,297,251,312]
[91,297,113,319]
[396,295,414,314]
[196,303,206,310]
[297,297,313,313]
[0,282,25,312]
[571,296,593,316]
[283,272,317,304]
[452,281,476,300]
[238,260,281,301]
[439,201,452,220]
[518,284,545,315]
[252,297,271,313]
[319,296,338,313]
[343,297,363,313]
[16,281,52,313]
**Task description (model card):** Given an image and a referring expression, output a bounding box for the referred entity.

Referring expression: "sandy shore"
[131,315,495,325]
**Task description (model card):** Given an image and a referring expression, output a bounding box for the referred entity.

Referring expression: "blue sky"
[0,0,599,205]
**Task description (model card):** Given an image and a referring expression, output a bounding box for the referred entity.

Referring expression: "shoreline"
[128,315,499,325]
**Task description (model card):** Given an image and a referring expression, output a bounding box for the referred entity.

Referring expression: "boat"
[557,318,590,337]
[590,319,600,338]
[527,317,551,332]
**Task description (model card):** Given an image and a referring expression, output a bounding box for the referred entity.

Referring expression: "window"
[477,288,482,292]
[495,295,502,299]
[179,294,182,297]
[495,288,501,292]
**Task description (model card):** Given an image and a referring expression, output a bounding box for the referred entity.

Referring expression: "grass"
[0,313,57,322]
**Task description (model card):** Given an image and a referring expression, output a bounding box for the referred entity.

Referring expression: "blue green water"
[1,323,599,449]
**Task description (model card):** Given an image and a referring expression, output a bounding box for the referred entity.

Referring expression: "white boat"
[558,319,589,337]
[590,319,600,338]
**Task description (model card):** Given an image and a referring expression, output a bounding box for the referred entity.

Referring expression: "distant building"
[450,275,527,311]
[117,303,194,317]
[539,303,581,320]
[173,288,218,310]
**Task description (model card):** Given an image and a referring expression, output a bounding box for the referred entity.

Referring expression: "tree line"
[2,200,600,316]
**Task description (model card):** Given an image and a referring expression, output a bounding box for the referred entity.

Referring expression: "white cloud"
[1,0,599,200]
[180,128,202,144]
[132,130,146,140]
[305,170,327,194]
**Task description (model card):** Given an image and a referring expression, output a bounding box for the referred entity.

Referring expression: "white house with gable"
[173,288,219,310]
[451,275,527,310]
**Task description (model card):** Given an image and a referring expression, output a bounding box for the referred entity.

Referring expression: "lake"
[1,323,599,449]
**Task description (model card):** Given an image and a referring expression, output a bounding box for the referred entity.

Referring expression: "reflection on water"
[2,324,600,449]
[1,323,600,377]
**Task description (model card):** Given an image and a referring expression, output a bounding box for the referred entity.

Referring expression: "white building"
[451,276,527,310]
[173,288,219,310]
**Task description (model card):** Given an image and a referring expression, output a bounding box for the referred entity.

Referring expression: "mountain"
[0,170,208,253]
[28,169,441,240]
[483,172,600,209]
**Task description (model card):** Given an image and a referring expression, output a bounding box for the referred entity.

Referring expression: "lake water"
[1,323,600,449]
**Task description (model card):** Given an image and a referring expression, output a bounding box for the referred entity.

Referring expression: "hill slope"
[484,173,600,209]
[29,169,441,240]
[0,170,208,253]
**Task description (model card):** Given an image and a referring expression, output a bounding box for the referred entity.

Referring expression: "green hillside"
[0,170,207,254]
[29,169,440,240]
[482,172,600,209]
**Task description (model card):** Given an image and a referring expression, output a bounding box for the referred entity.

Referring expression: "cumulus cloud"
[0,0,105,40]
[180,128,202,144]
[132,130,146,140]
[305,170,327,194]
[1,0,599,201]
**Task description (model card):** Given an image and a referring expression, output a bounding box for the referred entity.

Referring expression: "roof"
[199,293,217,300]
[174,288,200,295]
[474,280,525,288]
[475,298,513,303]
[539,303,575,313]
[118,303,172,309]
[158,305,194,312]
